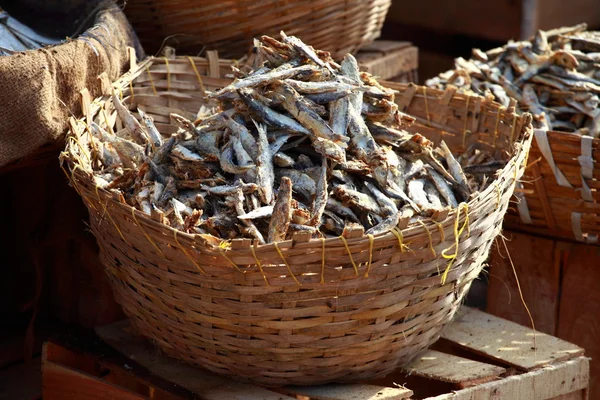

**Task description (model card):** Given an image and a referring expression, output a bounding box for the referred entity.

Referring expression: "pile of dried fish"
[0,9,60,54]
[89,33,498,243]
[426,23,600,138]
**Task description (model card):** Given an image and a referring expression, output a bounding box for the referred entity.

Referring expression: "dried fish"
[268,177,293,242]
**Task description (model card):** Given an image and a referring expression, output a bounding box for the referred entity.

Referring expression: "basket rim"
[61,55,535,254]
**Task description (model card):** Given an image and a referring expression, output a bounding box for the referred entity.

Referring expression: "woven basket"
[502,130,600,244]
[123,0,391,59]
[61,56,533,386]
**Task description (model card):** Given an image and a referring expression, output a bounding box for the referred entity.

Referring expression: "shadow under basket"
[61,56,533,386]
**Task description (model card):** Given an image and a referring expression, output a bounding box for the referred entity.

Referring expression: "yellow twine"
[440,203,470,285]
[68,134,90,164]
[492,107,502,148]
[174,231,208,275]
[462,96,470,148]
[364,234,375,278]
[495,183,502,210]
[129,80,135,103]
[218,242,243,273]
[423,87,431,126]
[131,208,165,256]
[273,242,300,286]
[509,114,518,144]
[320,237,326,284]
[418,220,436,257]
[432,220,445,242]
[390,228,408,253]
[118,87,123,101]
[339,235,359,276]
[251,242,270,286]
[163,57,171,91]
[188,57,206,96]
[146,65,157,95]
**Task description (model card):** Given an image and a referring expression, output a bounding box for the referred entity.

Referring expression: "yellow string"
[188,57,206,96]
[251,242,270,286]
[102,106,114,135]
[364,234,375,278]
[423,87,431,126]
[129,80,135,103]
[492,107,502,148]
[390,228,408,253]
[273,242,300,286]
[463,96,470,148]
[440,203,470,285]
[218,243,243,273]
[163,57,171,91]
[509,114,518,144]
[320,237,326,284]
[174,231,208,275]
[432,220,445,242]
[146,65,157,95]
[68,134,90,164]
[131,208,165,256]
[339,235,359,276]
[418,220,436,257]
[118,87,124,101]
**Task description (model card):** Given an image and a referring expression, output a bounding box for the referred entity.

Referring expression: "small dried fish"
[268,177,293,242]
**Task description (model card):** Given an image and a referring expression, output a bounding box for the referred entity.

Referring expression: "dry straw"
[61,54,533,386]
[123,0,392,59]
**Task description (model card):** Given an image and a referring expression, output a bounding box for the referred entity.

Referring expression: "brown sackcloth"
[0,2,144,167]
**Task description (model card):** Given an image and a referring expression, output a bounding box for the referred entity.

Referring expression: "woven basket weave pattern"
[63,56,533,385]
[123,0,391,59]
[503,131,600,244]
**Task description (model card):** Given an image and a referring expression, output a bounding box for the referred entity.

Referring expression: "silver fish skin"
[268,132,296,154]
[325,198,359,222]
[112,94,149,146]
[211,64,319,97]
[253,121,275,204]
[275,169,316,200]
[364,181,398,216]
[428,168,458,208]
[231,134,255,172]
[439,141,469,190]
[220,140,255,174]
[365,212,400,235]
[288,224,317,234]
[280,31,335,74]
[408,179,433,210]
[295,154,315,169]
[220,114,258,158]
[229,187,266,244]
[202,181,259,196]
[305,90,352,104]
[137,108,163,148]
[152,135,176,165]
[340,54,363,112]
[284,79,357,94]
[268,176,293,242]
[424,179,445,209]
[347,106,384,168]
[329,96,350,138]
[272,82,349,145]
[238,205,274,220]
[308,158,328,226]
[273,152,295,167]
[172,144,203,161]
[238,88,310,134]
[333,184,382,215]
[196,130,222,159]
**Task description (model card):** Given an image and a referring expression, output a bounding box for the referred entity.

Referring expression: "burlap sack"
[0,1,144,167]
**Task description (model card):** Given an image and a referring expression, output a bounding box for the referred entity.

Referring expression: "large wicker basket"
[61,56,533,386]
[123,0,391,59]
[502,130,600,244]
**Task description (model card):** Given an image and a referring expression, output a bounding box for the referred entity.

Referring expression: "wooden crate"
[487,230,600,399]
[355,40,418,82]
[385,0,600,42]
[41,308,589,400]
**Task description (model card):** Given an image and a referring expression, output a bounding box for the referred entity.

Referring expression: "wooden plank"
[96,322,295,400]
[0,358,42,400]
[440,308,584,371]
[282,384,413,400]
[43,361,145,400]
[486,231,560,335]
[401,349,505,388]
[557,243,600,400]
[424,356,589,400]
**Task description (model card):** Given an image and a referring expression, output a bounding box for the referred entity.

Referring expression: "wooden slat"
[440,308,584,371]
[0,358,42,400]
[401,349,505,388]
[424,356,589,400]
[282,384,413,400]
[96,322,295,400]
[43,361,145,400]
[557,243,600,400]
[486,231,560,335]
